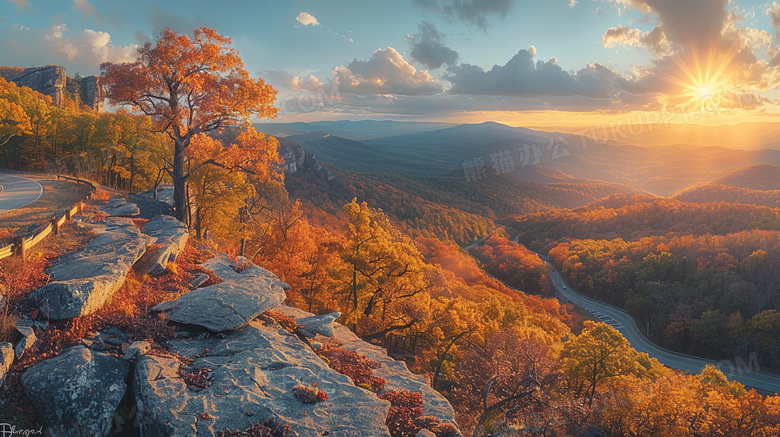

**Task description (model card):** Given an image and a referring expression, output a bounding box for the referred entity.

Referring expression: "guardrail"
[0,175,96,261]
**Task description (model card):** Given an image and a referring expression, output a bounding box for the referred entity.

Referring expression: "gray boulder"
[135,319,391,437]
[30,217,155,319]
[277,305,461,435]
[21,345,130,437]
[296,312,340,337]
[101,196,140,217]
[123,341,151,360]
[189,273,210,289]
[137,185,174,206]
[14,319,36,359]
[134,215,189,276]
[155,256,286,332]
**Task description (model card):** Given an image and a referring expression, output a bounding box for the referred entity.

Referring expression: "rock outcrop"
[30,217,154,319]
[14,319,36,359]
[78,75,104,112]
[1,64,104,110]
[278,138,334,180]
[278,305,460,429]
[100,196,140,217]
[136,319,392,437]
[5,65,67,107]
[134,215,189,275]
[21,346,130,437]
[153,254,286,332]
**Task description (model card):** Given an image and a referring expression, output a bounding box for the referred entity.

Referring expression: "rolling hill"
[258,121,780,196]
[672,164,780,207]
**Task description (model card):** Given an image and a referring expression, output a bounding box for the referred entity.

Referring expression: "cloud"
[768,3,780,31]
[602,25,642,48]
[407,21,459,69]
[0,23,138,75]
[602,25,670,56]
[445,47,624,99]
[72,0,124,30]
[569,0,577,8]
[296,12,319,27]
[262,70,324,92]
[413,0,514,29]
[332,47,443,95]
[8,0,30,10]
[600,0,780,101]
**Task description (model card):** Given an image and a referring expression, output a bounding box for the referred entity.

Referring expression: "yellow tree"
[101,27,278,224]
[561,321,641,406]
[0,78,32,147]
[340,199,434,339]
[186,126,282,241]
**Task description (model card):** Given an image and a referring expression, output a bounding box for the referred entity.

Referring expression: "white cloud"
[0,23,138,75]
[332,47,443,96]
[262,70,325,92]
[296,12,319,26]
[445,48,624,99]
[569,0,578,8]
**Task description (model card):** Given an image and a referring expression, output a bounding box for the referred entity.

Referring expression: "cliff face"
[78,75,104,112]
[278,138,334,180]
[7,65,67,107]
[1,65,104,111]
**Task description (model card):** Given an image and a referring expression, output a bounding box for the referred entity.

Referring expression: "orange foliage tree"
[101,27,278,224]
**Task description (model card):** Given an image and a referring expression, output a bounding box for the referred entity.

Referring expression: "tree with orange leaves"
[101,27,278,224]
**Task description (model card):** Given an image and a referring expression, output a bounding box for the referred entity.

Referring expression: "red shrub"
[317,344,386,392]
[379,390,424,437]
[292,384,328,403]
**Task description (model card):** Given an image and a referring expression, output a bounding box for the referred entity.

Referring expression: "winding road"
[540,255,780,394]
[0,173,43,215]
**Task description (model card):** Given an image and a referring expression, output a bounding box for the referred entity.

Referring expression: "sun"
[693,84,715,100]
[659,46,736,109]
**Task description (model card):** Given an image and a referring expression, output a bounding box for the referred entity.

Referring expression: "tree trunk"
[172,139,188,225]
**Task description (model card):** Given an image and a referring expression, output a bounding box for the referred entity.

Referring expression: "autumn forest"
[4,19,780,437]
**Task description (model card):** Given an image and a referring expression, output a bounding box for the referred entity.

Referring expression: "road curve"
[540,255,780,394]
[0,173,43,215]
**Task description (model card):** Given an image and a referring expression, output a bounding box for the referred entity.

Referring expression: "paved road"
[540,255,780,394]
[0,174,43,214]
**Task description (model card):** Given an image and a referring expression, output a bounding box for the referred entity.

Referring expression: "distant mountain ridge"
[672,164,780,207]
[261,120,780,196]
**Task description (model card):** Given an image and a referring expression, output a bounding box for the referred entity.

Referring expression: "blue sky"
[2,0,780,123]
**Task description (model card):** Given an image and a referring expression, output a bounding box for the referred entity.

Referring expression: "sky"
[3,0,780,126]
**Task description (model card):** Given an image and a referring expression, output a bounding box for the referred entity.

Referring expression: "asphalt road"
[542,256,780,394]
[0,173,43,215]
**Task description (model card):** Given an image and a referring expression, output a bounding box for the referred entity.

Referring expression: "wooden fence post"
[77,202,83,215]
[52,217,59,235]
[16,237,26,258]
[65,208,72,221]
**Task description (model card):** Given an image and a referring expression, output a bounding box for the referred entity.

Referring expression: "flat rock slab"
[134,215,189,276]
[136,320,391,437]
[277,305,461,435]
[30,217,154,319]
[297,312,340,337]
[21,345,130,437]
[137,185,174,206]
[101,196,140,217]
[155,255,286,332]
